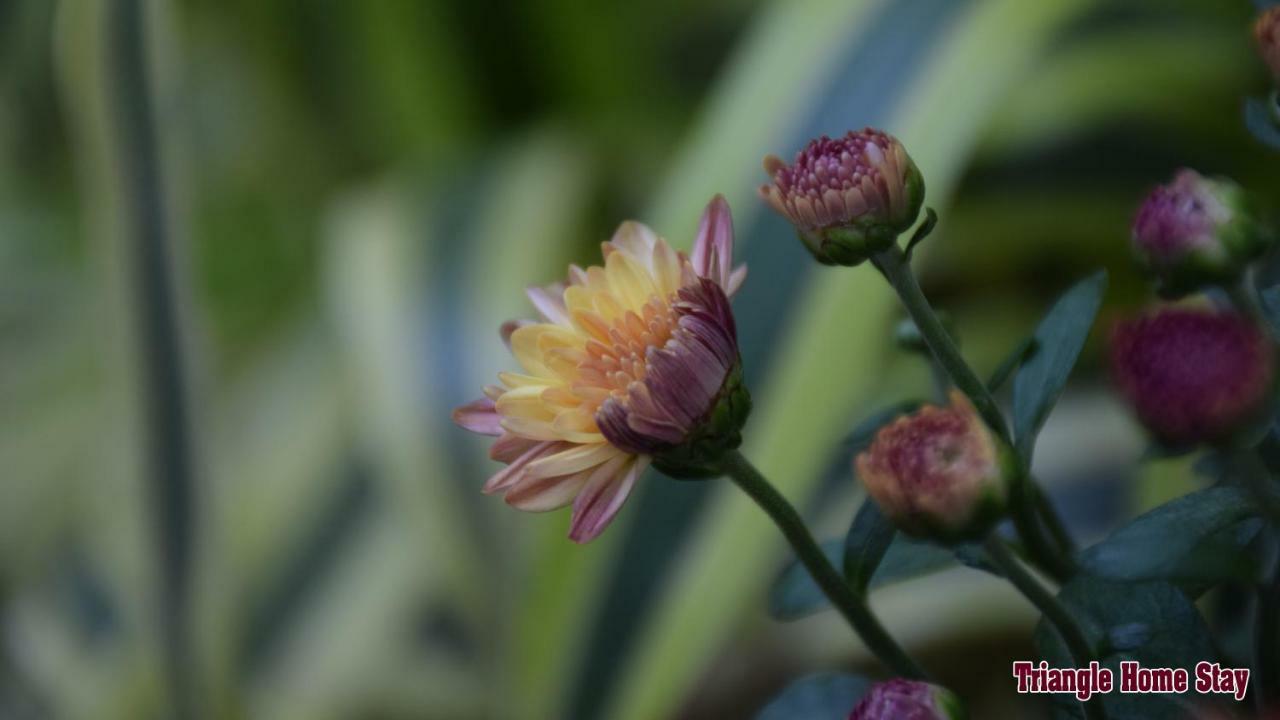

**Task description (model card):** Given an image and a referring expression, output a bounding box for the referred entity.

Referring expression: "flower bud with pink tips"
[759,128,925,266]
[1130,169,1272,297]
[848,679,966,720]
[856,391,1015,543]
[452,195,749,542]
[1110,306,1275,447]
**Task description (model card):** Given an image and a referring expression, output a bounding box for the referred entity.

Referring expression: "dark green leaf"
[756,672,871,720]
[987,336,1036,393]
[768,537,955,620]
[1245,96,1280,151]
[1012,271,1107,461]
[1104,623,1151,653]
[843,500,895,593]
[1080,486,1260,586]
[1260,285,1280,335]
[1036,576,1218,719]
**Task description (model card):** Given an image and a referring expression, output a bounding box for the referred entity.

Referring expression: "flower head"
[1110,306,1275,447]
[855,391,1013,542]
[1257,6,1280,82]
[848,679,965,720]
[452,196,749,542]
[1131,169,1272,297]
[759,128,924,266]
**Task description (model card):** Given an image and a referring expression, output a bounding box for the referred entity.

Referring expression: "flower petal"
[527,284,571,326]
[692,194,735,289]
[504,465,595,511]
[452,397,503,436]
[568,455,649,543]
[526,441,620,478]
[483,440,557,493]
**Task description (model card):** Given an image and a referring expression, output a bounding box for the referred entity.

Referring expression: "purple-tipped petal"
[452,397,504,436]
[693,194,735,289]
[483,440,556,494]
[568,455,647,543]
[527,284,570,325]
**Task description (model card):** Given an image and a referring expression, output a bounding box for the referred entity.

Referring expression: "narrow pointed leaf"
[843,500,896,592]
[1012,270,1107,460]
[1080,486,1261,586]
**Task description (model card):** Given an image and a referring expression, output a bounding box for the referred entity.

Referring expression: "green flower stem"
[721,450,928,680]
[1007,475,1074,583]
[983,535,1106,720]
[1032,482,1077,555]
[870,246,1008,442]
[871,245,1076,581]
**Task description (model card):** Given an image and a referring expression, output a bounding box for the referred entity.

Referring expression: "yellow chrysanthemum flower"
[454,196,747,542]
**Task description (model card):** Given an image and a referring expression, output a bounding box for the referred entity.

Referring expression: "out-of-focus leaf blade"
[1012,271,1107,460]
[756,672,872,720]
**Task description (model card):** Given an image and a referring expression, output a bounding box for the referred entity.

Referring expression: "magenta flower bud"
[1131,169,1273,297]
[855,391,1014,543]
[1257,7,1280,83]
[759,128,925,266]
[848,679,966,720]
[1110,307,1275,447]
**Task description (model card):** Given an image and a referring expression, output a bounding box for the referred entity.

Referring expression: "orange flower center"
[575,293,680,410]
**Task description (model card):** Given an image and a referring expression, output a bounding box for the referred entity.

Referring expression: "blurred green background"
[1,0,1276,717]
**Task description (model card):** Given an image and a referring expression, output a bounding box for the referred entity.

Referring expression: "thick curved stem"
[722,451,928,679]
[984,535,1105,720]
[871,246,1008,442]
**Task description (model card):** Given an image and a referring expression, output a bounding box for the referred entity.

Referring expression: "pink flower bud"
[1131,169,1272,297]
[848,679,965,720]
[855,391,1014,543]
[1257,7,1280,83]
[1110,307,1275,447]
[760,129,925,266]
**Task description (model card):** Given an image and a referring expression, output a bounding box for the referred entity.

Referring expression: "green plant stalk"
[870,246,1008,441]
[871,245,1075,581]
[1033,482,1077,555]
[721,450,927,679]
[984,535,1105,720]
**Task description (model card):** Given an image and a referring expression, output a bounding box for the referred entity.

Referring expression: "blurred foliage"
[1,0,1277,718]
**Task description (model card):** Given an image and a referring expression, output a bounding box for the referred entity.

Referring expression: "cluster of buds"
[759,129,925,266]
[848,679,966,720]
[1130,169,1272,297]
[1110,307,1275,447]
[856,391,1015,543]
